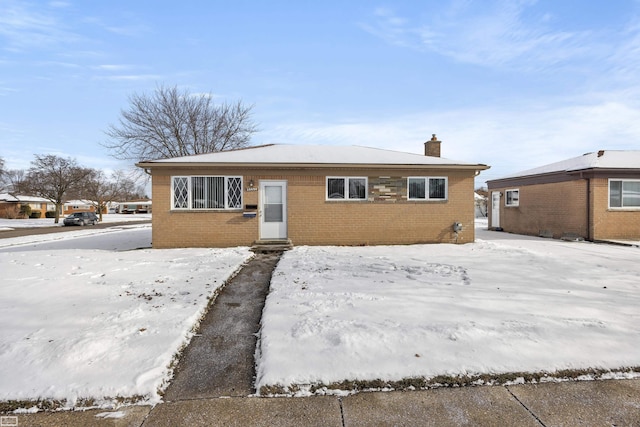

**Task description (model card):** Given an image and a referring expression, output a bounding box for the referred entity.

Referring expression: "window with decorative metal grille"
[172,176,242,210]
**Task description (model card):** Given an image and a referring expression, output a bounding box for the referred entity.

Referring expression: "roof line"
[136,161,489,170]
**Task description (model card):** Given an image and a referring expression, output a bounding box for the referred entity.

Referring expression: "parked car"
[63,212,99,226]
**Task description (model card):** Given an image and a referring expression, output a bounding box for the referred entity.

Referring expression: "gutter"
[586,176,592,241]
[135,161,490,171]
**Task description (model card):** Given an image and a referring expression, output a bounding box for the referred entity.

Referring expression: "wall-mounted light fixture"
[249,179,254,188]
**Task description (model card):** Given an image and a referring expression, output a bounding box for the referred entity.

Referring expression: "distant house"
[487,150,640,241]
[63,200,97,215]
[0,194,55,218]
[136,137,489,248]
[118,200,152,214]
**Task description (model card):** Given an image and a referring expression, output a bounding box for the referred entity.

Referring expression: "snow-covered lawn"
[2,219,640,409]
[256,222,640,394]
[0,226,252,408]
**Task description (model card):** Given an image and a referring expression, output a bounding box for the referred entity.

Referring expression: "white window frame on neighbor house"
[326,177,368,201]
[171,176,243,210]
[505,189,520,207]
[609,179,640,209]
[407,177,448,201]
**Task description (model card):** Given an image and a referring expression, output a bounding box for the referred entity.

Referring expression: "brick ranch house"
[137,137,489,248]
[0,194,55,218]
[487,150,640,241]
[63,200,104,215]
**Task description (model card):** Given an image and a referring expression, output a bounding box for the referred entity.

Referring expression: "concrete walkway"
[163,252,281,400]
[8,251,640,426]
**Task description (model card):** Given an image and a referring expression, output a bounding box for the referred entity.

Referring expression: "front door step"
[251,239,293,253]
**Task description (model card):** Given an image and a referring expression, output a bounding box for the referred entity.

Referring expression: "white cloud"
[256,94,640,185]
[0,86,19,96]
[98,74,163,81]
[81,16,150,37]
[103,24,150,37]
[94,64,132,71]
[48,1,71,8]
[361,1,606,72]
[35,60,80,68]
[0,1,81,51]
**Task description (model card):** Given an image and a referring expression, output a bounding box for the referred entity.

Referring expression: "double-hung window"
[609,179,640,208]
[407,177,448,200]
[326,177,367,200]
[172,176,242,210]
[505,189,519,207]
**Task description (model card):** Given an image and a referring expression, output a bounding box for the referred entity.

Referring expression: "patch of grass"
[258,366,640,396]
[259,384,289,395]
[0,399,64,413]
[0,395,147,413]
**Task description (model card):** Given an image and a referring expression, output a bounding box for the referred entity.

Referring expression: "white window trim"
[326,176,368,201]
[407,176,448,201]
[171,175,243,210]
[608,178,640,209]
[505,189,519,207]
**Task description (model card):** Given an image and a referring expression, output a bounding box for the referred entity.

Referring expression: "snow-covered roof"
[64,199,93,206]
[119,200,152,205]
[138,144,487,168]
[494,150,640,180]
[0,194,51,203]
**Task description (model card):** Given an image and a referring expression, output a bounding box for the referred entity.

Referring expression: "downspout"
[586,177,592,241]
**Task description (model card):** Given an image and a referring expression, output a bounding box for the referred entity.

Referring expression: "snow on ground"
[0,225,252,408]
[0,214,152,250]
[0,223,153,252]
[0,213,152,230]
[256,220,640,394]
[3,218,640,408]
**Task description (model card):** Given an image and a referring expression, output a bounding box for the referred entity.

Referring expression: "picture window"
[172,176,242,210]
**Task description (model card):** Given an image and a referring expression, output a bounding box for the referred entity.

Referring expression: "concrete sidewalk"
[10,378,640,426]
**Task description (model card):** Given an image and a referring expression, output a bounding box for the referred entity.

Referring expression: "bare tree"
[111,170,147,200]
[81,169,146,221]
[2,169,27,195]
[25,155,91,223]
[103,84,258,162]
[0,157,9,193]
[475,187,488,218]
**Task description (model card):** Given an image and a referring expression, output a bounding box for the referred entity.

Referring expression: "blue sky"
[2,0,640,186]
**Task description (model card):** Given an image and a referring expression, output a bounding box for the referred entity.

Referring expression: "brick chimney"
[424,134,441,157]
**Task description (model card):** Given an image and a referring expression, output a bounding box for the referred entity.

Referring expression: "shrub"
[20,204,32,218]
[29,210,42,218]
[45,211,56,218]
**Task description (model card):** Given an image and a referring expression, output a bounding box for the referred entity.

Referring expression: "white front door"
[259,180,287,240]
[491,191,501,228]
